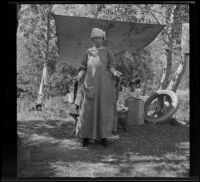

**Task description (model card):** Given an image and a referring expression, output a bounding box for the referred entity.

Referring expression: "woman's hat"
[90,28,106,40]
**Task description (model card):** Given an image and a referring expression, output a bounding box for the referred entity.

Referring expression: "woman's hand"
[113,70,122,77]
[110,68,122,77]
[75,70,85,82]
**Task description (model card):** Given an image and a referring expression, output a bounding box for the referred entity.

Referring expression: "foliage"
[43,96,70,119]
[47,62,78,97]
[17,4,189,103]
[113,50,155,92]
[17,61,41,101]
[96,4,156,93]
[18,5,60,101]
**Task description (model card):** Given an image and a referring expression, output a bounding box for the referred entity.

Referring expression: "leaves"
[17,4,189,101]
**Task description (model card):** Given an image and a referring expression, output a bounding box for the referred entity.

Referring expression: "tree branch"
[149,10,172,43]
[149,8,168,19]
[139,6,172,45]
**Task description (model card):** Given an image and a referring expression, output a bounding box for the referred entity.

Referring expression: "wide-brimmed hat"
[90,28,106,40]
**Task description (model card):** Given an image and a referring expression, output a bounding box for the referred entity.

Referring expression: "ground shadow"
[17,117,189,177]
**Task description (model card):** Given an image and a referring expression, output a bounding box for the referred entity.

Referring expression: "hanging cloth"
[36,64,48,105]
[43,63,48,85]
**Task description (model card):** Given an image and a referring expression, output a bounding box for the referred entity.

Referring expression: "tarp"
[53,14,165,68]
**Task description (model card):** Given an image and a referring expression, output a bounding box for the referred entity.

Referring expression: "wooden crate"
[127,98,144,126]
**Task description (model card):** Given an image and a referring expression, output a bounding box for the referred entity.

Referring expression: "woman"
[75,27,121,147]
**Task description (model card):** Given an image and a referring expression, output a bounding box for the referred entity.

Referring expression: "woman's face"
[92,37,104,47]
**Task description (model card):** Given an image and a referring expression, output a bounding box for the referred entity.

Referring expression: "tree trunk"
[160,48,173,89]
[17,4,21,19]
[167,53,189,91]
[160,66,166,89]
[45,5,51,66]
[159,5,176,90]
[17,4,21,34]
[167,22,189,92]
[94,4,102,18]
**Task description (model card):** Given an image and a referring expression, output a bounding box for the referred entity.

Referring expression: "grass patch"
[17,89,189,177]
[174,90,189,124]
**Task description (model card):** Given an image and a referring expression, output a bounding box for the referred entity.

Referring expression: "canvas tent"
[52,14,165,68]
[36,13,165,105]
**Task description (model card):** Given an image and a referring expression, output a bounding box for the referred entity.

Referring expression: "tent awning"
[53,14,165,68]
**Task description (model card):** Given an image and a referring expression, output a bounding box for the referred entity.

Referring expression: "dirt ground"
[17,115,189,178]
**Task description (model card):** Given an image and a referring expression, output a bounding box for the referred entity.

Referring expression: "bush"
[43,96,70,118]
[47,62,78,97]
[17,96,73,121]
[17,97,33,113]
[115,50,154,90]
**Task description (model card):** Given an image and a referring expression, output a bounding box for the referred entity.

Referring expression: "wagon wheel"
[144,90,179,124]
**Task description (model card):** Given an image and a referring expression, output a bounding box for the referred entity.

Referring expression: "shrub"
[47,62,78,98]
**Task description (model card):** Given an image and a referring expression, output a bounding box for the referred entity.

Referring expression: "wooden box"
[127,98,144,126]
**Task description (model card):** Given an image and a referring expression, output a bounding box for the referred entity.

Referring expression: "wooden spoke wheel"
[144,90,179,124]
